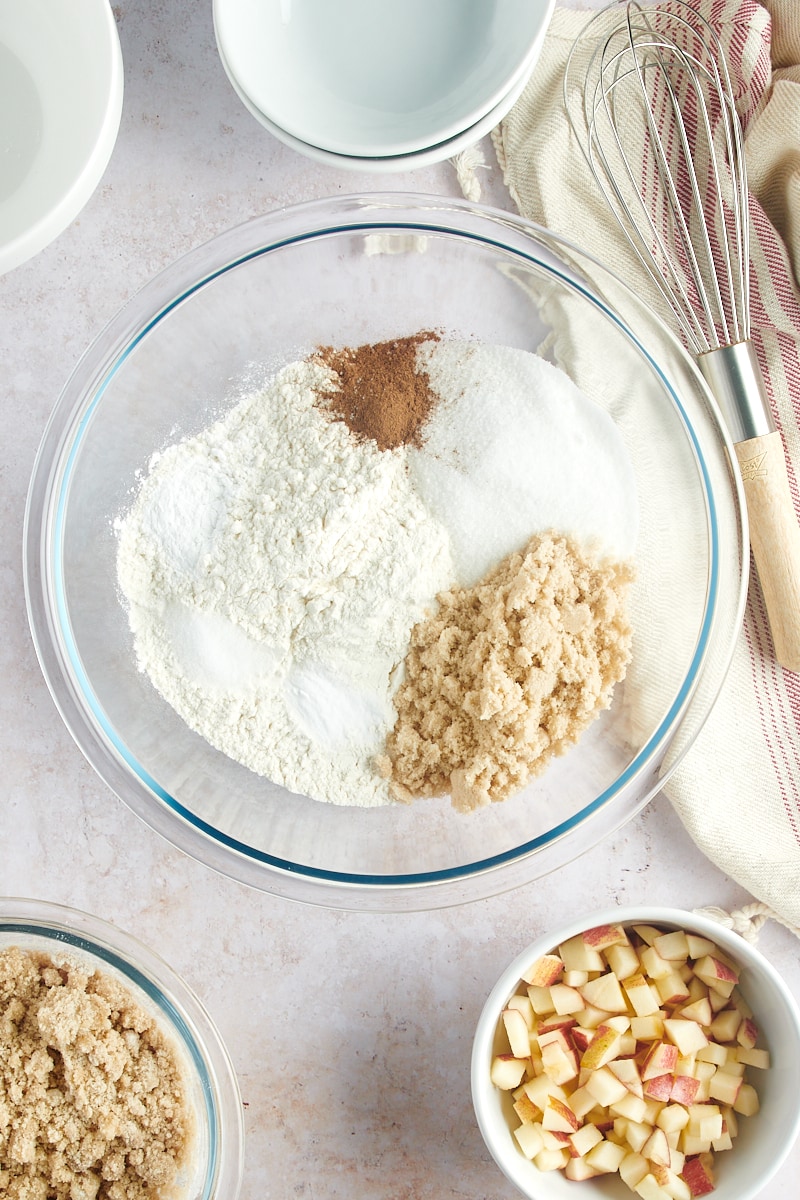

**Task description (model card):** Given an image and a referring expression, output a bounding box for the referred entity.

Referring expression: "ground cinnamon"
[315,331,440,450]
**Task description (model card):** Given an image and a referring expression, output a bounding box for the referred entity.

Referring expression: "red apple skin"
[682,1155,715,1196]
[670,1074,701,1105]
[643,1072,675,1102]
[737,1017,759,1048]
[524,954,565,987]
[641,1041,679,1080]
[537,1017,578,1037]
[582,923,627,949]
[696,955,738,984]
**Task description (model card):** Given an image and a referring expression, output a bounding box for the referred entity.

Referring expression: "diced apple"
[634,1172,672,1200]
[540,1039,579,1085]
[564,1156,600,1181]
[620,1151,650,1188]
[735,1045,769,1069]
[580,972,628,1013]
[695,1041,727,1066]
[685,935,718,960]
[631,1013,666,1041]
[678,997,712,1026]
[707,987,731,1013]
[670,1075,700,1106]
[542,1094,581,1133]
[513,1092,539,1124]
[607,941,642,980]
[633,924,665,946]
[521,954,565,987]
[681,1152,715,1196]
[567,1084,599,1120]
[506,994,535,1029]
[708,1070,743,1106]
[570,1122,603,1157]
[514,1121,545,1159]
[711,1122,733,1153]
[549,983,585,1016]
[520,1075,567,1110]
[708,1008,740,1042]
[654,931,690,962]
[721,1106,738,1138]
[583,923,629,950]
[608,1056,644,1096]
[540,1127,572,1151]
[662,1169,692,1200]
[732,1082,759,1116]
[687,1105,722,1142]
[624,973,662,1017]
[680,1133,712,1156]
[642,1040,679,1080]
[663,1019,708,1056]
[585,1066,630,1107]
[643,1073,675,1102]
[640,946,673,980]
[536,1024,576,1050]
[585,1138,627,1173]
[491,1055,528,1090]
[526,984,556,1015]
[558,934,605,973]
[694,955,738,997]
[642,1125,672,1166]
[736,1017,759,1049]
[610,1090,649,1123]
[562,969,589,988]
[656,971,691,1006]
[533,1146,570,1171]
[656,1103,691,1134]
[581,1024,623,1070]
[502,1008,532,1059]
[574,1004,611,1030]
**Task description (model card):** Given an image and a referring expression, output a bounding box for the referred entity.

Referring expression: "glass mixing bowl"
[24,195,746,910]
[0,897,244,1199]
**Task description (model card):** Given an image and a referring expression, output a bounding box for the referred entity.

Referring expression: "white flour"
[116,358,454,807]
[117,340,639,809]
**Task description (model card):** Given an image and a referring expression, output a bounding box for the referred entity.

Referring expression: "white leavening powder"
[116,358,454,807]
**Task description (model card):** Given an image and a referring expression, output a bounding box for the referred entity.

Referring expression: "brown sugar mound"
[0,945,192,1200]
[315,331,440,450]
[381,532,634,813]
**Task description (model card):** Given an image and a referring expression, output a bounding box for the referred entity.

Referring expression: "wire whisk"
[565,0,800,672]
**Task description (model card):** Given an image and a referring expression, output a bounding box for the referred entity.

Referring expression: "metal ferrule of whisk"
[698,341,775,444]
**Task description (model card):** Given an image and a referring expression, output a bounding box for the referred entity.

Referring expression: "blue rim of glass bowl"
[49,219,719,889]
[0,916,220,1200]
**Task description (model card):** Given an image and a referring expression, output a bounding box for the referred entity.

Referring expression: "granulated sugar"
[411,339,638,585]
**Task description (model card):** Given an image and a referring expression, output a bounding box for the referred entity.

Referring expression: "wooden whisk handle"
[735,430,800,672]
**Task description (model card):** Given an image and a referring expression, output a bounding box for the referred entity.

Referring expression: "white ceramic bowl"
[472,906,800,1200]
[216,32,533,171]
[0,0,123,275]
[213,0,554,157]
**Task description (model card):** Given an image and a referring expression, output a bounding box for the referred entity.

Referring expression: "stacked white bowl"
[213,0,555,170]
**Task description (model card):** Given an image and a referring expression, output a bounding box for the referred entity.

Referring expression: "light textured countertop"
[1,3,798,1198]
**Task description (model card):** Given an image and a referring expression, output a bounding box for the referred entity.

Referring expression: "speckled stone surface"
[1,3,798,1198]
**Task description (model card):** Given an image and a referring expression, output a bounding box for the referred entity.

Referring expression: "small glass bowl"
[0,897,245,1200]
[24,194,746,910]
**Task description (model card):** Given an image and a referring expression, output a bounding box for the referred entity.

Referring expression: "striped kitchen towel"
[491,0,800,933]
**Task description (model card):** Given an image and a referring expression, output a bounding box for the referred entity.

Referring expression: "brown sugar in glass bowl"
[0,898,244,1200]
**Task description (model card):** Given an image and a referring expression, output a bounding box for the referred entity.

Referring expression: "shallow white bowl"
[0,0,123,275]
[213,0,554,157]
[217,32,533,171]
[472,906,800,1200]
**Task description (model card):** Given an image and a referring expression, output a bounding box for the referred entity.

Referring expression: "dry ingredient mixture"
[0,946,192,1200]
[116,333,639,810]
[380,532,633,812]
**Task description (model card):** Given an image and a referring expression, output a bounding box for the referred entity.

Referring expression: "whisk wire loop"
[565,0,752,356]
